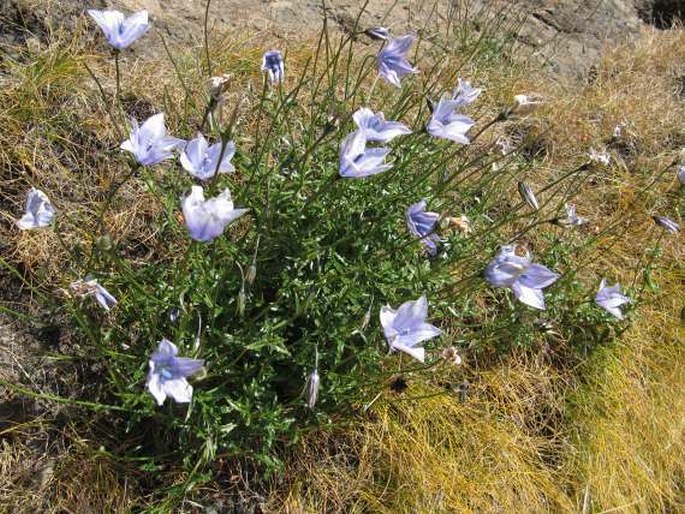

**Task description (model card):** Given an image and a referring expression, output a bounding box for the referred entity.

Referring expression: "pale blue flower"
[69,276,118,311]
[595,279,631,320]
[120,113,184,166]
[426,96,475,144]
[182,185,248,242]
[339,130,392,178]
[180,133,236,181]
[87,9,149,50]
[380,295,441,363]
[147,339,204,406]
[452,78,482,106]
[353,107,411,143]
[406,200,441,255]
[377,33,418,88]
[678,165,685,185]
[484,245,560,310]
[17,188,55,230]
[262,50,284,84]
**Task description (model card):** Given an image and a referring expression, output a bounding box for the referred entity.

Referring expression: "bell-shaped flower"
[377,33,418,88]
[262,50,285,84]
[339,130,392,178]
[452,78,482,106]
[17,188,55,230]
[180,133,236,181]
[87,9,149,50]
[426,96,475,144]
[678,164,685,185]
[181,185,248,242]
[595,279,631,320]
[652,215,680,234]
[555,203,587,228]
[380,295,441,363]
[353,107,411,143]
[70,276,118,311]
[146,339,204,406]
[406,200,441,255]
[120,113,184,166]
[484,245,560,310]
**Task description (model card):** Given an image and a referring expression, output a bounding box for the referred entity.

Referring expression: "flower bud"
[364,26,390,41]
[652,215,680,234]
[304,368,320,409]
[237,288,246,317]
[517,181,539,211]
[245,264,257,286]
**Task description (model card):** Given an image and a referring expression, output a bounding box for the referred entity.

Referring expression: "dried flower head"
[208,73,231,101]
[440,346,462,365]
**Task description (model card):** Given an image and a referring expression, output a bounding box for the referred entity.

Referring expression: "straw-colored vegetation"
[0,7,683,512]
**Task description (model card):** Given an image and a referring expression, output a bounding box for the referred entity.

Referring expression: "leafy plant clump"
[5,4,682,482]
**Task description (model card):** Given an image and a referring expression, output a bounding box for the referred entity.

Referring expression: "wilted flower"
[518,181,540,211]
[595,279,631,320]
[678,165,685,185]
[484,245,560,310]
[588,148,611,166]
[262,50,284,84]
[406,200,441,255]
[339,130,392,178]
[352,107,411,142]
[17,188,55,230]
[365,26,390,40]
[507,94,543,117]
[443,214,472,235]
[440,346,462,365]
[377,33,418,88]
[652,215,680,234]
[69,276,117,311]
[146,339,204,406]
[380,295,441,363]
[494,136,514,155]
[555,203,587,228]
[87,9,150,50]
[120,113,184,166]
[180,133,236,181]
[452,78,482,106]
[426,96,475,144]
[303,368,320,409]
[181,185,248,242]
[208,73,231,101]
